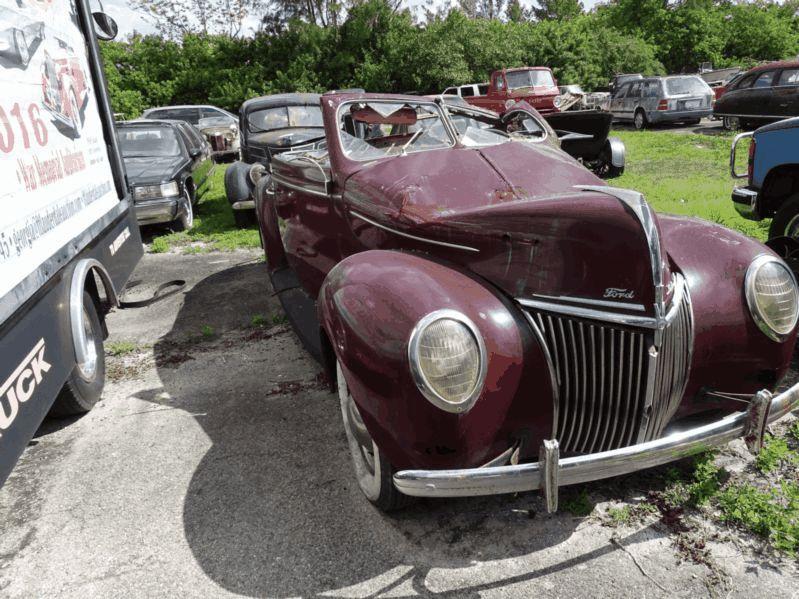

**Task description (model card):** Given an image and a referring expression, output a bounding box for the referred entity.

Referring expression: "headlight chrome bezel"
[407,309,488,414]
[745,254,799,342]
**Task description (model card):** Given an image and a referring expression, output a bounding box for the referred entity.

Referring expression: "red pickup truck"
[455,67,561,115]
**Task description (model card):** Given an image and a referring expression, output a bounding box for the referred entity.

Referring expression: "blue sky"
[107,0,604,38]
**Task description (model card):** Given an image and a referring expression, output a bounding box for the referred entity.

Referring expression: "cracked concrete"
[0,249,797,598]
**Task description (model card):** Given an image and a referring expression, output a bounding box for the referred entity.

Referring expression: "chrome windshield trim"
[349,210,480,253]
[576,185,665,319]
[530,293,646,312]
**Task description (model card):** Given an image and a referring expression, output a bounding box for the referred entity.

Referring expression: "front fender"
[660,215,796,418]
[318,250,554,470]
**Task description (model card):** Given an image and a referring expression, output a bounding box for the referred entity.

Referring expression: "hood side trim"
[349,210,480,253]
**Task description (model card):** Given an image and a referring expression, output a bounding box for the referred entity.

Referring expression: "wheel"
[172,188,194,232]
[769,195,799,241]
[49,291,105,417]
[633,109,647,131]
[722,116,740,131]
[233,209,256,228]
[595,143,624,178]
[337,360,410,511]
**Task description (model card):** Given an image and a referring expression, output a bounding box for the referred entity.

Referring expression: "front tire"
[172,188,194,232]
[769,195,799,241]
[337,360,410,511]
[633,109,647,131]
[722,116,740,131]
[49,291,105,417]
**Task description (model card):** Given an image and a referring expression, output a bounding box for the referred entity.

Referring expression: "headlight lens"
[745,255,799,341]
[408,310,486,413]
[133,181,179,201]
[553,96,563,108]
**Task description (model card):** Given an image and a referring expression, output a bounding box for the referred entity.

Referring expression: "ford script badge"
[603,288,635,300]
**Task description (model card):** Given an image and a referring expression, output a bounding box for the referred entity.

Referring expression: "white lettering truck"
[0,0,141,484]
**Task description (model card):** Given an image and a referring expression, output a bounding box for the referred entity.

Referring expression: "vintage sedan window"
[753,71,776,88]
[117,127,183,157]
[338,101,454,161]
[248,105,323,132]
[506,69,556,89]
[777,69,799,86]
[449,114,507,147]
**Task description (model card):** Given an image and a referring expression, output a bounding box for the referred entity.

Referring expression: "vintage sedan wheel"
[770,195,799,241]
[336,360,410,511]
[722,116,740,131]
[633,109,647,131]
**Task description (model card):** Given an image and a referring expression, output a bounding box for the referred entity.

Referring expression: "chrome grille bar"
[523,275,693,454]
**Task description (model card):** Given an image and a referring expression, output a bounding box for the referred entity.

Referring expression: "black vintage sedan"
[117,120,213,230]
[714,60,799,130]
[225,93,325,227]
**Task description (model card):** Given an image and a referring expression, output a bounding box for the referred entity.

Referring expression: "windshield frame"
[505,69,556,90]
[334,99,457,163]
[117,125,186,158]
[247,104,324,134]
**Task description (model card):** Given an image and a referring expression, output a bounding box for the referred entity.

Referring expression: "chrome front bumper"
[732,187,761,220]
[133,197,179,225]
[393,385,799,511]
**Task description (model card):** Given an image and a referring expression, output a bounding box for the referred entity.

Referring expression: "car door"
[610,83,629,120]
[174,124,210,200]
[772,68,799,118]
[742,70,777,121]
[183,123,213,194]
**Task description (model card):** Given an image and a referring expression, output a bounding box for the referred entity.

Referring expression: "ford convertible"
[255,92,799,512]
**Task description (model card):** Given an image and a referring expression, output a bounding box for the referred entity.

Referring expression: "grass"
[611,130,768,241]
[144,165,261,254]
[105,341,139,356]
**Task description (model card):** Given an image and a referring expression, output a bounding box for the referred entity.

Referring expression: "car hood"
[124,155,187,184]
[344,142,671,314]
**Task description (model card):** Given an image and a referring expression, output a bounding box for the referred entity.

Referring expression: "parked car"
[556,85,610,112]
[254,92,799,512]
[141,104,239,163]
[116,120,214,230]
[197,115,240,162]
[459,67,561,115]
[608,73,642,95]
[610,75,714,130]
[442,83,490,99]
[714,61,799,131]
[225,93,325,227]
[730,117,799,243]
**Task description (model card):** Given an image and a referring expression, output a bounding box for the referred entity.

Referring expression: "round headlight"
[745,255,799,341]
[553,96,563,108]
[408,310,486,413]
[249,163,267,185]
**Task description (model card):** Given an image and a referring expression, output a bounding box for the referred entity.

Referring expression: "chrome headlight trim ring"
[745,254,799,342]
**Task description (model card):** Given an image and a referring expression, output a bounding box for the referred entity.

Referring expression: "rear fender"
[318,250,555,470]
[607,136,626,168]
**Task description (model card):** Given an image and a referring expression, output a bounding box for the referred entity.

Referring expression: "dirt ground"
[1,249,798,598]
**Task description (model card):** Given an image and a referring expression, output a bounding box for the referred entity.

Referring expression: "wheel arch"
[761,164,799,217]
[69,259,118,361]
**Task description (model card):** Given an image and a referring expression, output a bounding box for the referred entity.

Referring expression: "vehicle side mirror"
[93,12,118,41]
[190,148,202,158]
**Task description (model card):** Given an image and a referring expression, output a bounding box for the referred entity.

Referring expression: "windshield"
[199,116,235,129]
[665,77,709,96]
[117,127,182,157]
[248,105,323,133]
[338,101,454,161]
[506,70,556,90]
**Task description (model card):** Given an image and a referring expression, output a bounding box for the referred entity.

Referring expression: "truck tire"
[337,360,410,512]
[769,195,799,241]
[49,291,105,417]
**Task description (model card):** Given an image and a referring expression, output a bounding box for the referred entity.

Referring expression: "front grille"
[525,287,693,455]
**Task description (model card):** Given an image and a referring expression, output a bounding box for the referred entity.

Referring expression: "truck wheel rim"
[337,361,382,500]
[77,304,98,380]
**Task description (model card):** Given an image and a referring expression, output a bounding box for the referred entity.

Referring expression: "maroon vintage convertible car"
[254,92,799,511]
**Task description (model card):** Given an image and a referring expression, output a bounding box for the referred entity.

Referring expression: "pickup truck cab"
[731,117,799,241]
[460,67,561,115]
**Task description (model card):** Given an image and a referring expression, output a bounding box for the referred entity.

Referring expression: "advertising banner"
[0,0,118,301]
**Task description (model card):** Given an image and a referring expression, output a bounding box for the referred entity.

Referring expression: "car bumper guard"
[393,385,798,512]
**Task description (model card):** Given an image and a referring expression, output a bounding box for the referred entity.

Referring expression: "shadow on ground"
[131,261,694,597]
